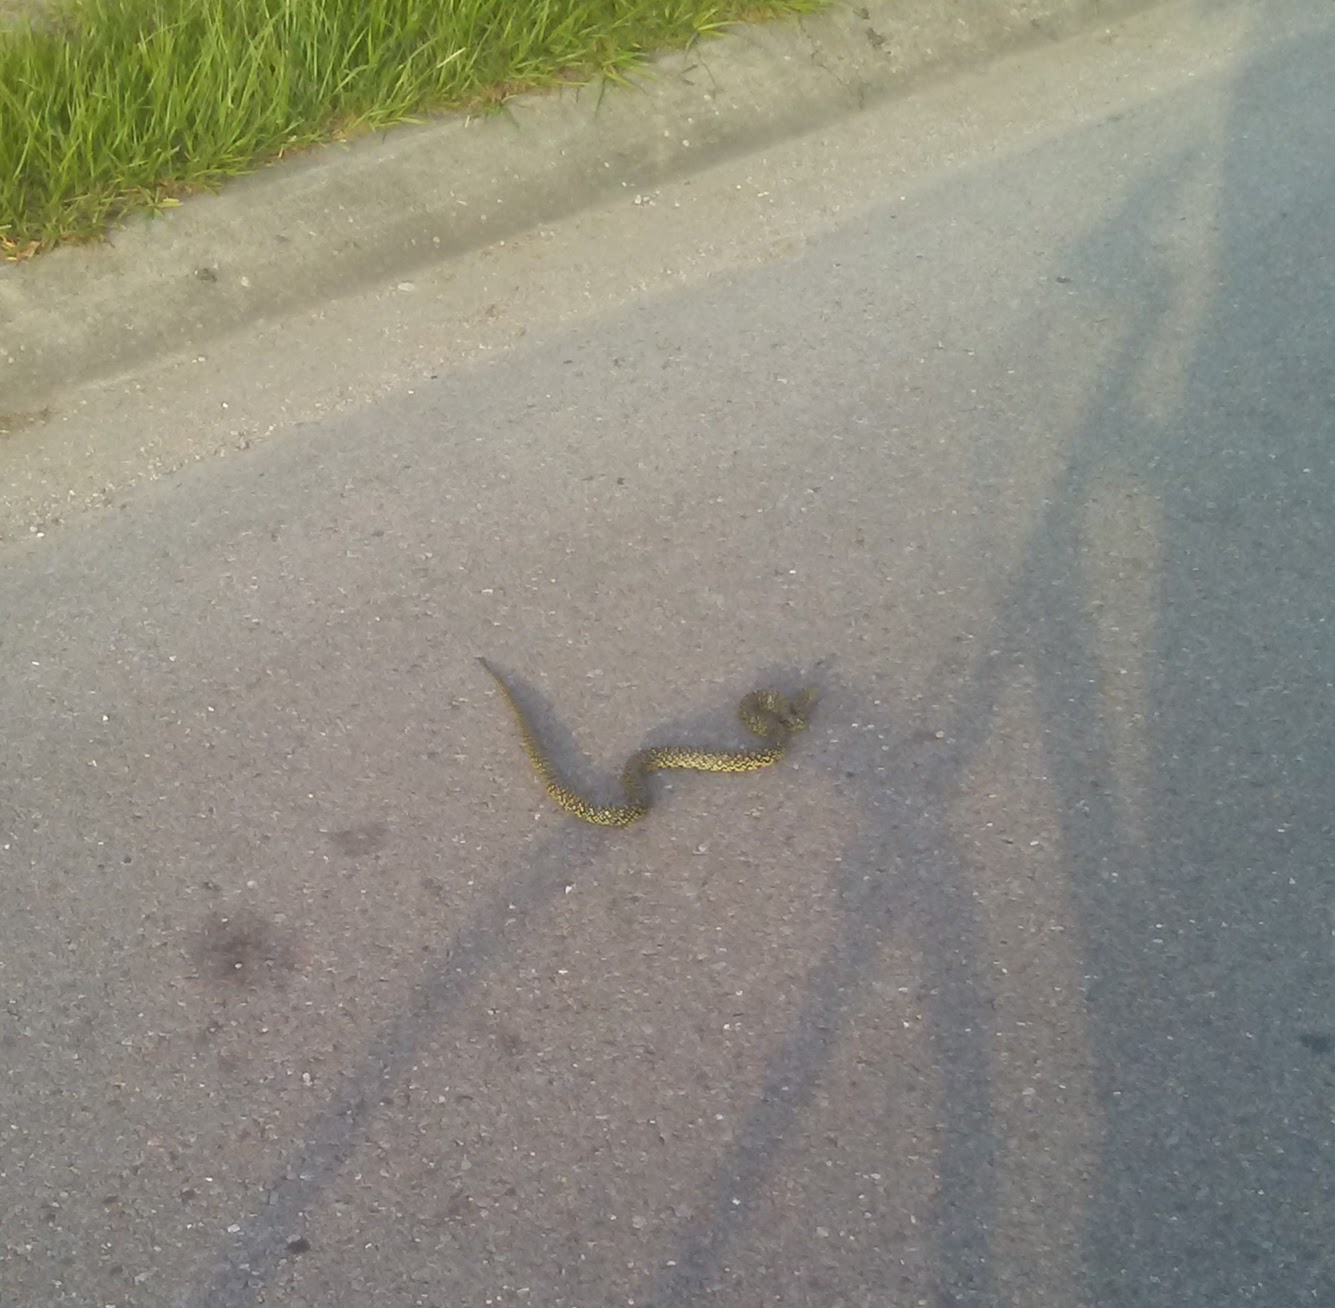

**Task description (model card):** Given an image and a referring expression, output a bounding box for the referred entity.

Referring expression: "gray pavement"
[3,1,1334,1306]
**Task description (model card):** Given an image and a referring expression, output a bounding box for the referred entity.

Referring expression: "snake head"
[785,687,819,727]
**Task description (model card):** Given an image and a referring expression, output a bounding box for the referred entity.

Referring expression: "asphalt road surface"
[2,1,1332,1305]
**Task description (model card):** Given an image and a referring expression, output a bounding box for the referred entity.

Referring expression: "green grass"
[0,0,827,258]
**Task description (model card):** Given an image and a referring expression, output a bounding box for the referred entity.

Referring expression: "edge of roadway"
[1,0,1160,414]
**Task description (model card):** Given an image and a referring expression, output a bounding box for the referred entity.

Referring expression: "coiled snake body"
[479,658,817,827]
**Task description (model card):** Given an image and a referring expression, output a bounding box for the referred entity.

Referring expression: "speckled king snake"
[479,658,816,826]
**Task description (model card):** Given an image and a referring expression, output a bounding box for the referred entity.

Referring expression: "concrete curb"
[1,0,1157,412]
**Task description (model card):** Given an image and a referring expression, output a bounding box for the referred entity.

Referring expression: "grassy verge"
[0,0,826,259]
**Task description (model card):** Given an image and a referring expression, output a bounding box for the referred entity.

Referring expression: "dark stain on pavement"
[192,908,296,986]
[327,821,389,858]
[0,406,52,439]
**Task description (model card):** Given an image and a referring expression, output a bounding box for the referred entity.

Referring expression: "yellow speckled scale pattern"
[479,659,817,827]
